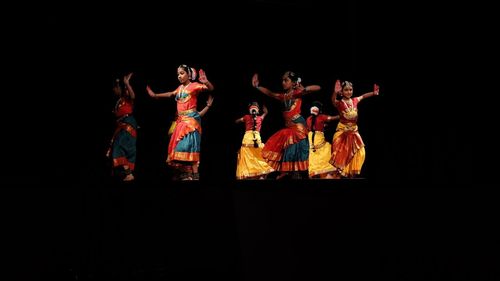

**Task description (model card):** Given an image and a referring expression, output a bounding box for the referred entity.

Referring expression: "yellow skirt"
[167,121,176,135]
[308,131,336,177]
[340,146,365,177]
[330,123,365,177]
[236,131,275,179]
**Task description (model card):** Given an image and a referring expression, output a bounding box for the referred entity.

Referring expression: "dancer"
[147,65,214,180]
[330,80,379,177]
[306,101,339,179]
[235,102,275,179]
[107,72,138,181]
[252,71,320,179]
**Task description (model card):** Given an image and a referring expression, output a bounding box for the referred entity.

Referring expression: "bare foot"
[123,174,135,181]
[276,173,288,180]
[324,173,334,179]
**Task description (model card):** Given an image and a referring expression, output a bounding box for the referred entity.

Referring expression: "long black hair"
[249,102,260,148]
[310,101,323,152]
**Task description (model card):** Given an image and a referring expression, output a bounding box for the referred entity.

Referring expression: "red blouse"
[173,82,208,113]
[335,97,360,124]
[306,114,329,131]
[243,115,263,132]
[114,97,133,117]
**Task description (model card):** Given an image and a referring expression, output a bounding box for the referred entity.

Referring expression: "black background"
[3,1,497,280]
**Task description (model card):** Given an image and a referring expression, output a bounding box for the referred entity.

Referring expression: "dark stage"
[3,183,499,280]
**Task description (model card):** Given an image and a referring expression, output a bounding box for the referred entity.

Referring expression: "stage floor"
[2,182,497,280]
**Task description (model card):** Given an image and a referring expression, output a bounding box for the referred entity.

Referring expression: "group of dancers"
[108,65,379,181]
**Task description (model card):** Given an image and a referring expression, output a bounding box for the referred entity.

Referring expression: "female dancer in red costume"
[147,65,214,180]
[252,71,321,179]
[330,80,379,177]
[107,72,137,181]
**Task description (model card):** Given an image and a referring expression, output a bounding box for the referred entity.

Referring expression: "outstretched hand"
[374,84,380,95]
[252,73,260,88]
[334,79,342,94]
[198,69,208,84]
[113,78,121,96]
[146,85,156,98]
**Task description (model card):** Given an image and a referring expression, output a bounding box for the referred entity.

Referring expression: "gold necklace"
[284,90,293,109]
[181,82,191,92]
[342,98,357,120]
[343,98,353,108]
[177,82,191,99]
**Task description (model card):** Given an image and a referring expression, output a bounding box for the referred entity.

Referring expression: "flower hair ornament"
[248,103,260,114]
[190,67,197,81]
[310,106,320,115]
[341,80,353,89]
[179,64,197,80]
[286,71,301,84]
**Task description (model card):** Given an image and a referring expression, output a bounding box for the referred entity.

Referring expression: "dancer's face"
[282,75,294,91]
[342,86,353,98]
[177,68,190,84]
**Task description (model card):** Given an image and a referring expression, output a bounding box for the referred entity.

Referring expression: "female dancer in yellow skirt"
[330,80,379,177]
[235,102,275,179]
[306,101,339,179]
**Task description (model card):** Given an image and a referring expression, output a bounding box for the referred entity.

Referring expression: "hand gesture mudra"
[207,95,214,107]
[252,73,260,88]
[113,78,121,96]
[296,83,305,92]
[334,79,342,94]
[146,85,156,98]
[124,72,133,84]
[373,84,380,95]
[198,69,208,84]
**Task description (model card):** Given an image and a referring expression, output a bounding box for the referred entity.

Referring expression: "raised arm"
[252,73,282,100]
[123,72,135,100]
[113,78,121,96]
[359,84,380,101]
[146,85,176,99]
[331,79,342,105]
[199,95,214,117]
[198,69,214,91]
[261,104,268,119]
